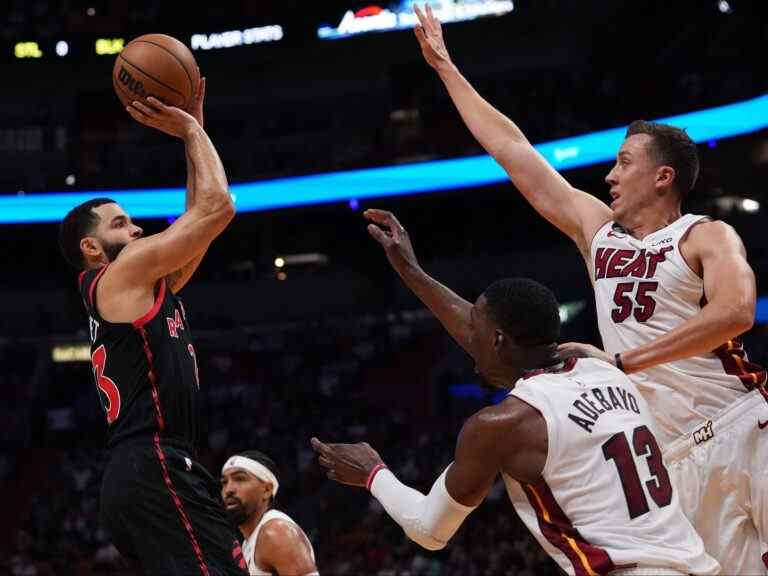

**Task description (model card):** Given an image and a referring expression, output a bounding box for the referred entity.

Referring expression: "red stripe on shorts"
[153,433,210,576]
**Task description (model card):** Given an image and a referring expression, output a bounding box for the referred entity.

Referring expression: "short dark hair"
[482,278,560,346]
[626,120,699,198]
[237,450,280,506]
[59,198,116,269]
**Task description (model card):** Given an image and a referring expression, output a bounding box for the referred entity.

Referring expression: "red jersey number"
[611,281,659,323]
[91,345,121,424]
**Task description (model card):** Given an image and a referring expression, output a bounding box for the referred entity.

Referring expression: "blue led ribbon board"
[1,94,766,224]
[757,297,768,325]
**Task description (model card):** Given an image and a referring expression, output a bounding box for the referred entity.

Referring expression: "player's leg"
[155,443,248,575]
[687,393,767,575]
[99,449,142,566]
[101,441,245,575]
[746,394,768,573]
[665,413,763,574]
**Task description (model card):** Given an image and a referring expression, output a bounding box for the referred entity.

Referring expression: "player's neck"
[240,506,269,540]
[620,204,682,240]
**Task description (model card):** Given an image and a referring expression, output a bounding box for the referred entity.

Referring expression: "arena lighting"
[52,343,91,363]
[14,42,42,58]
[1,94,766,224]
[740,198,760,213]
[95,38,124,55]
[718,0,733,14]
[559,300,586,324]
[190,26,284,50]
[318,0,514,39]
[275,254,330,266]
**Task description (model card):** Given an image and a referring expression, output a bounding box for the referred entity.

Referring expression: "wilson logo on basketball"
[117,66,149,97]
[117,67,168,105]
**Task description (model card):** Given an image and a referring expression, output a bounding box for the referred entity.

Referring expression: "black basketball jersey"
[79,266,201,450]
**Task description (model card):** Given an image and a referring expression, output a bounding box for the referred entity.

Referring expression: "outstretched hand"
[311,437,384,488]
[413,3,453,71]
[364,209,421,273]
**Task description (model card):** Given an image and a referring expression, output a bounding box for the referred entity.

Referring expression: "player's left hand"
[414,3,453,72]
[311,437,384,488]
[557,342,614,365]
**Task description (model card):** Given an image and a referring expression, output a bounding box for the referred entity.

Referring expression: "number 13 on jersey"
[91,344,121,424]
[603,425,673,519]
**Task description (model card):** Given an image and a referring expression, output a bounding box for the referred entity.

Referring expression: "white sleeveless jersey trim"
[588,214,766,447]
[242,509,316,576]
[505,358,719,576]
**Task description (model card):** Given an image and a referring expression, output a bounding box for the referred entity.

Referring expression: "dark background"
[1,1,766,574]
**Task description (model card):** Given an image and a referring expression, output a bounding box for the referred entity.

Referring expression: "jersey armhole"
[677,215,712,280]
[586,221,614,268]
[509,388,556,479]
[88,265,110,315]
[132,279,167,329]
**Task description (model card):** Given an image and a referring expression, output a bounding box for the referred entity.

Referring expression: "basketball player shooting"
[58,79,246,574]
[385,4,768,573]
[220,451,318,576]
[313,278,719,576]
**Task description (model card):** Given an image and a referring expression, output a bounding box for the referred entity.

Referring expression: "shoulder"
[459,397,542,449]
[684,219,746,256]
[257,517,308,551]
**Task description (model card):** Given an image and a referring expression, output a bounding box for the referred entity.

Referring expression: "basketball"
[112,34,200,112]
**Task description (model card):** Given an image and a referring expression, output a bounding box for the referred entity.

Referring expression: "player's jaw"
[223,496,248,524]
[99,228,143,262]
[608,187,627,220]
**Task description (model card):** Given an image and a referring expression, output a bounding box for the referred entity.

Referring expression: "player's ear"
[655,166,675,190]
[262,482,274,504]
[80,236,100,258]
[493,329,504,352]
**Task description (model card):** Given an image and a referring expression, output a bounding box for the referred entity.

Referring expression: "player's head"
[220,451,280,527]
[469,278,560,389]
[605,121,699,222]
[59,198,143,270]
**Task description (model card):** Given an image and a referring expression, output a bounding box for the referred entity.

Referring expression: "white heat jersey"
[505,358,719,576]
[589,214,766,448]
[241,509,316,576]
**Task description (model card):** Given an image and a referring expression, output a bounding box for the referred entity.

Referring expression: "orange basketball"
[112,34,200,112]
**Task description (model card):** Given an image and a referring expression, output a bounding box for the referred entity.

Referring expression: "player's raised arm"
[413,3,611,255]
[109,97,234,289]
[165,74,213,293]
[365,209,473,353]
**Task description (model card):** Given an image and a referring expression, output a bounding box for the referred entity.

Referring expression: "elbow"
[202,188,235,221]
[735,310,755,334]
[724,304,754,336]
[405,531,448,552]
[220,194,236,221]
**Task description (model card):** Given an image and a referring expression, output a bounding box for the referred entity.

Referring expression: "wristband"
[366,463,388,491]
[615,352,625,372]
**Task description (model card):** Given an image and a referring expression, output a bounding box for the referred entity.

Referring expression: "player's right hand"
[190,71,206,128]
[414,3,453,71]
[127,97,200,140]
[364,209,421,273]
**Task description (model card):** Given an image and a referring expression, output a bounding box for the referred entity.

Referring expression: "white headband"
[222,455,280,497]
